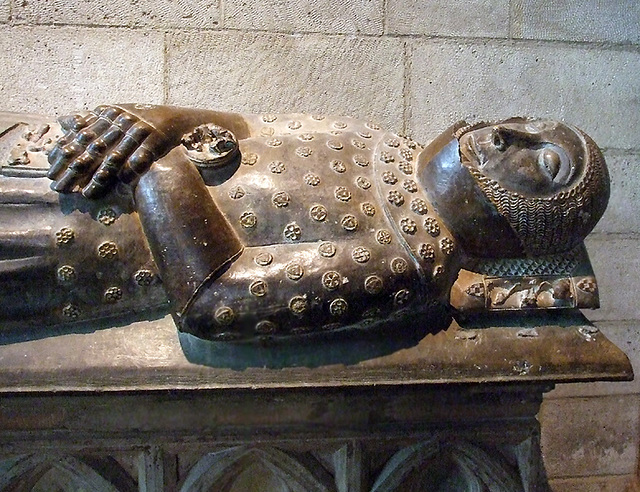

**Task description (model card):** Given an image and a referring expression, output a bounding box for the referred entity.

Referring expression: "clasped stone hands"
[47,105,170,199]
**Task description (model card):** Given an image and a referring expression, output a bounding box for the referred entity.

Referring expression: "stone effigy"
[0,104,609,343]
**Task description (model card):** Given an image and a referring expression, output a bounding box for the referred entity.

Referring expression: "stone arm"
[47,104,251,198]
[134,146,244,323]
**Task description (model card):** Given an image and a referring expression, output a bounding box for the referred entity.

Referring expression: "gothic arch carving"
[0,455,123,491]
[370,436,523,492]
[179,446,337,492]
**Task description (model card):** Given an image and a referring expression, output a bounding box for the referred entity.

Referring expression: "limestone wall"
[1,0,639,488]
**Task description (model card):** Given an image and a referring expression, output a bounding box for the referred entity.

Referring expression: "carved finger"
[112,112,137,132]
[127,146,154,175]
[125,121,152,144]
[51,168,81,193]
[58,113,91,133]
[96,105,122,123]
[81,151,127,199]
[86,135,115,159]
[46,140,85,180]
[52,152,98,192]
[56,130,78,148]
[76,117,112,145]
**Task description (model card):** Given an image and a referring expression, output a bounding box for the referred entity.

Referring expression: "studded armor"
[155,114,461,341]
[0,108,607,342]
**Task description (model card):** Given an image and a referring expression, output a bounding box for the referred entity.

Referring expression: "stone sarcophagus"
[0,106,631,490]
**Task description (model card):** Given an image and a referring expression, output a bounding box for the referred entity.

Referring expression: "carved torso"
[187,114,460,339]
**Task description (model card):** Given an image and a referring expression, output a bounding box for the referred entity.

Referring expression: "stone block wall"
[0,0,639,489]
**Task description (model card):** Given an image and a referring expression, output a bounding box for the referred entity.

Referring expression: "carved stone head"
[456,119,609,255]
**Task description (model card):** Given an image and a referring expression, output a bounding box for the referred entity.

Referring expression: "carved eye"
[538,149,561,179]
[491,129,507,151]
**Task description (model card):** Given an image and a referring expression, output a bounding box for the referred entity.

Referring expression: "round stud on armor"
[341,215,358,231]
[385,138,401,148]
[366,122,381,130]
[382,171,398,185]
[241,152,258,166]
[354,155,370,167]
[299,133,314,141]
[418,243,435,261]
[269,161,285,174]
[387,190,404,206]
[333,121,347,129]
[356,177,371,190]
[134,269,155,286]
[329,298,348,316]
[285,262,304,280]
[358,131,372,139]
[254,252,273,266]
[262,114,277,123]
[440,237,455,255]
[310,204,328,222]
[328,140,343,150]
[240,211,257,229]
[400,218,417,235]
[335,186,352,202]
[318,241,336,258]
[61,303,80,319]
[364,275,384,295]
[283,222,302,241]
[296,147,313,158]
[361,202,376,216]
[55,227,75,246]
[380,151,394,163]
[330,160,346,173]
[391,257,408,274]
[57,265,76,284]
[398,161,413,175]
[352,246,371,264]
[394,289,411,306]
[289,296,308,316]
[229,186,245,199]
[266,138,282,147]
[352,139,366,149]
[97,241,118,260]
[214,306,235,326]
[272,191,290,208]
[97,208,117,226]
[410,198,428,215]
[104,287,123,303]
[287,120,302,130]
[376,230,392,245]
[403,180,418,193]
[424,217,440,237]
[400,148,413,161]
[304,173,320,186]
[256,320,277,334]
[249,280,268,297]
[311,115,325,121]
[322,271,342,291]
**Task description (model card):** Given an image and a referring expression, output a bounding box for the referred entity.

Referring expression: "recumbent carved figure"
[0,104,609,342]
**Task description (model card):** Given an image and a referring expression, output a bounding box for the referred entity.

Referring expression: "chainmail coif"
[464,130,609,256]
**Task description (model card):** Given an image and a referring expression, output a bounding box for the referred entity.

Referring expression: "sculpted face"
[458,119,586,197]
